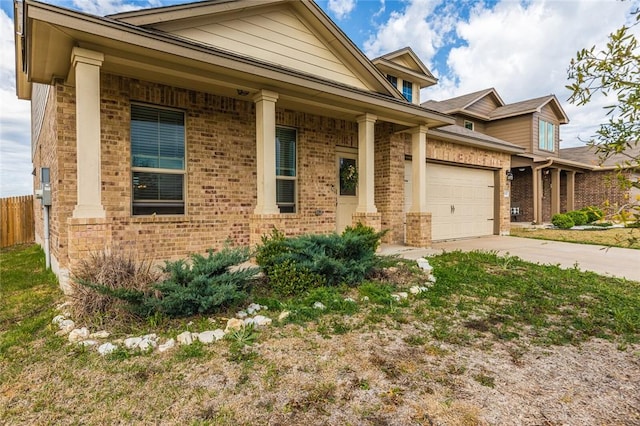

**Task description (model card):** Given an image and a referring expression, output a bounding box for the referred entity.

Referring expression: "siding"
[165,8,369,90]
[485,115,532,151]
[31,83,50,157]
[466,95,500,116]
[455,115,486,133]
[532,105,560,157]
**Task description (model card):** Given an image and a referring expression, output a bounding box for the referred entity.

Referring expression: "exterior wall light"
[506,170,514,181]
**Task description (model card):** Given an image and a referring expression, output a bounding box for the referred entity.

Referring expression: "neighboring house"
[424,88,586,223]
[14,0,522,288]
[559,145,640,215]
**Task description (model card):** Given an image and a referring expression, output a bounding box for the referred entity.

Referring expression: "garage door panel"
[405,161,495,241]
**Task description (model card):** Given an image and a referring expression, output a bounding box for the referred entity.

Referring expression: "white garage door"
[405,161,495,241]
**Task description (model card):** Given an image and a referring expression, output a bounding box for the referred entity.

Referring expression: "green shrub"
[267,259,325,297]
[256,226,385,292]
[78,246,259,318]
[567,210,588,226]
[551,213,575,229]
[581,206,604,223]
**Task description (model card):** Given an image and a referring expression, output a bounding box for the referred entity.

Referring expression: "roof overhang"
[16,0,453,127]
[512,153,595,172]
[429,127,526,155]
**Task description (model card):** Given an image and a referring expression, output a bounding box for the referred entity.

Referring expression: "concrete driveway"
[380,235,640,282]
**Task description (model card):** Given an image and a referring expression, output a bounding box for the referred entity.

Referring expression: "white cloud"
[328,0,356,20]
[70,0,162,16]
[0,10,32,197]
[364,0,448,62]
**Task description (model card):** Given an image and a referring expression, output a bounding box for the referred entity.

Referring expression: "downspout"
[532,159,553,224]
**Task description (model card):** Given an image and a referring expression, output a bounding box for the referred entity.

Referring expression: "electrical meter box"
[35,167,52,206]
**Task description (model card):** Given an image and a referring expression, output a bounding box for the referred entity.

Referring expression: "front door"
[336,151,358,233]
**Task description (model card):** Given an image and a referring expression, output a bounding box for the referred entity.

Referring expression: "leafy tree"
[566,8,640,178]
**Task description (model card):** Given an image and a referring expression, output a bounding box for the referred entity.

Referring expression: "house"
[423,88,582,223]
[14,0,522,288]
[559,145,640,215]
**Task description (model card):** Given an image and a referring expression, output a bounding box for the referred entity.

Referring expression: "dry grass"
[510,226,640,249]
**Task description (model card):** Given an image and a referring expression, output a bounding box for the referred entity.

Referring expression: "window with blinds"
[276,127,297,213]
[131,104,185,215]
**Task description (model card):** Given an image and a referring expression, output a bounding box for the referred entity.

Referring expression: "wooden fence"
[1,195,35,248]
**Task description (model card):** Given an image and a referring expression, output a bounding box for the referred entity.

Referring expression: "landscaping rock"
[212,329,225,341]
[98,342,117,356]
[124,337,143,349]
[68,328,90,343]
[225,318,245,333]
[158,338,175,353]
[89,330,110,339]
[278,311,290,321]
[52,315,65,326]
[176,331,194,345]
[253,315,272,327]
[197,331,218,344]
[58,319,75,334]
[236,310,248,319]
[78,340,98,347]
[428,275,437,283]
[313,302,326,310]
[344,297,356,303]
[138,336,157,351]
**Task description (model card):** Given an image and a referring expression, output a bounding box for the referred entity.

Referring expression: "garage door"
[405,161,495,241]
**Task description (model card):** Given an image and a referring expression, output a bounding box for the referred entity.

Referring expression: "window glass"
[402,80,413,102]
[131,104,185,215]
[547,122,555,151]
[339,157,357,196]
[539,119,546,150]
[276,127,296,213]
[464,121,474,131]
[387,75,397,87]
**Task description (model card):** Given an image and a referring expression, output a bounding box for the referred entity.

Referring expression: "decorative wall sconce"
[506,170,514,181]
[236,89,250,96]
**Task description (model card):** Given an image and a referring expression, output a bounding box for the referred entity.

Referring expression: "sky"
[0,0,639,197]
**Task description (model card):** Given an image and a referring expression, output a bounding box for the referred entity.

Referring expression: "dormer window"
[387,75,397,87]
[464,120,474,131]
[402,80,413,102]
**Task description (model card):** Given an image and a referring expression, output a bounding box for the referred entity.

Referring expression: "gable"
[372,47,437,88]
[151,5,372,91]
[466,93,502,116]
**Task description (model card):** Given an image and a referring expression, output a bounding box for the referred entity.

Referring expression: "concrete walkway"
[380,235,640,282]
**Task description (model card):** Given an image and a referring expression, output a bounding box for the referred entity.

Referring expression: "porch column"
[71,47,105,219]
[409,125,428,212]
[551,168,561,215]
[566,171,576,211]
[253,90,280,215]
[533,168,543,223]
[405,125,432,247]
[356,113,377,213]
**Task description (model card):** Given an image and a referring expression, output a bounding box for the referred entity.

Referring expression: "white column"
[253,90,280,215]
[410,125,428,212]
[356,113,377,213]
[71,47,105,219]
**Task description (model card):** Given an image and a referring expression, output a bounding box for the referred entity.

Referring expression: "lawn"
[510,226,640,249]
[1,244,639,425]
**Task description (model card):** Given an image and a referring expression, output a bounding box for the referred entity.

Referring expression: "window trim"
[464,120,474,131]
[275,125,298,214]
[130,102,187,216]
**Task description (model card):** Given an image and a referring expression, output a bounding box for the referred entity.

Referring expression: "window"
[276,126,297,213]
[131,104,185,215]
[402,80,413,102]
[464,120,474,131]
[387,74,397,87]
[538,119,555,151]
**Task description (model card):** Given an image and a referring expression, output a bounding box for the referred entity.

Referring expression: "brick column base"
[351,212,382,233]
[66,217,111,294]
[249,214,290,247]
[405,212,432,248]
